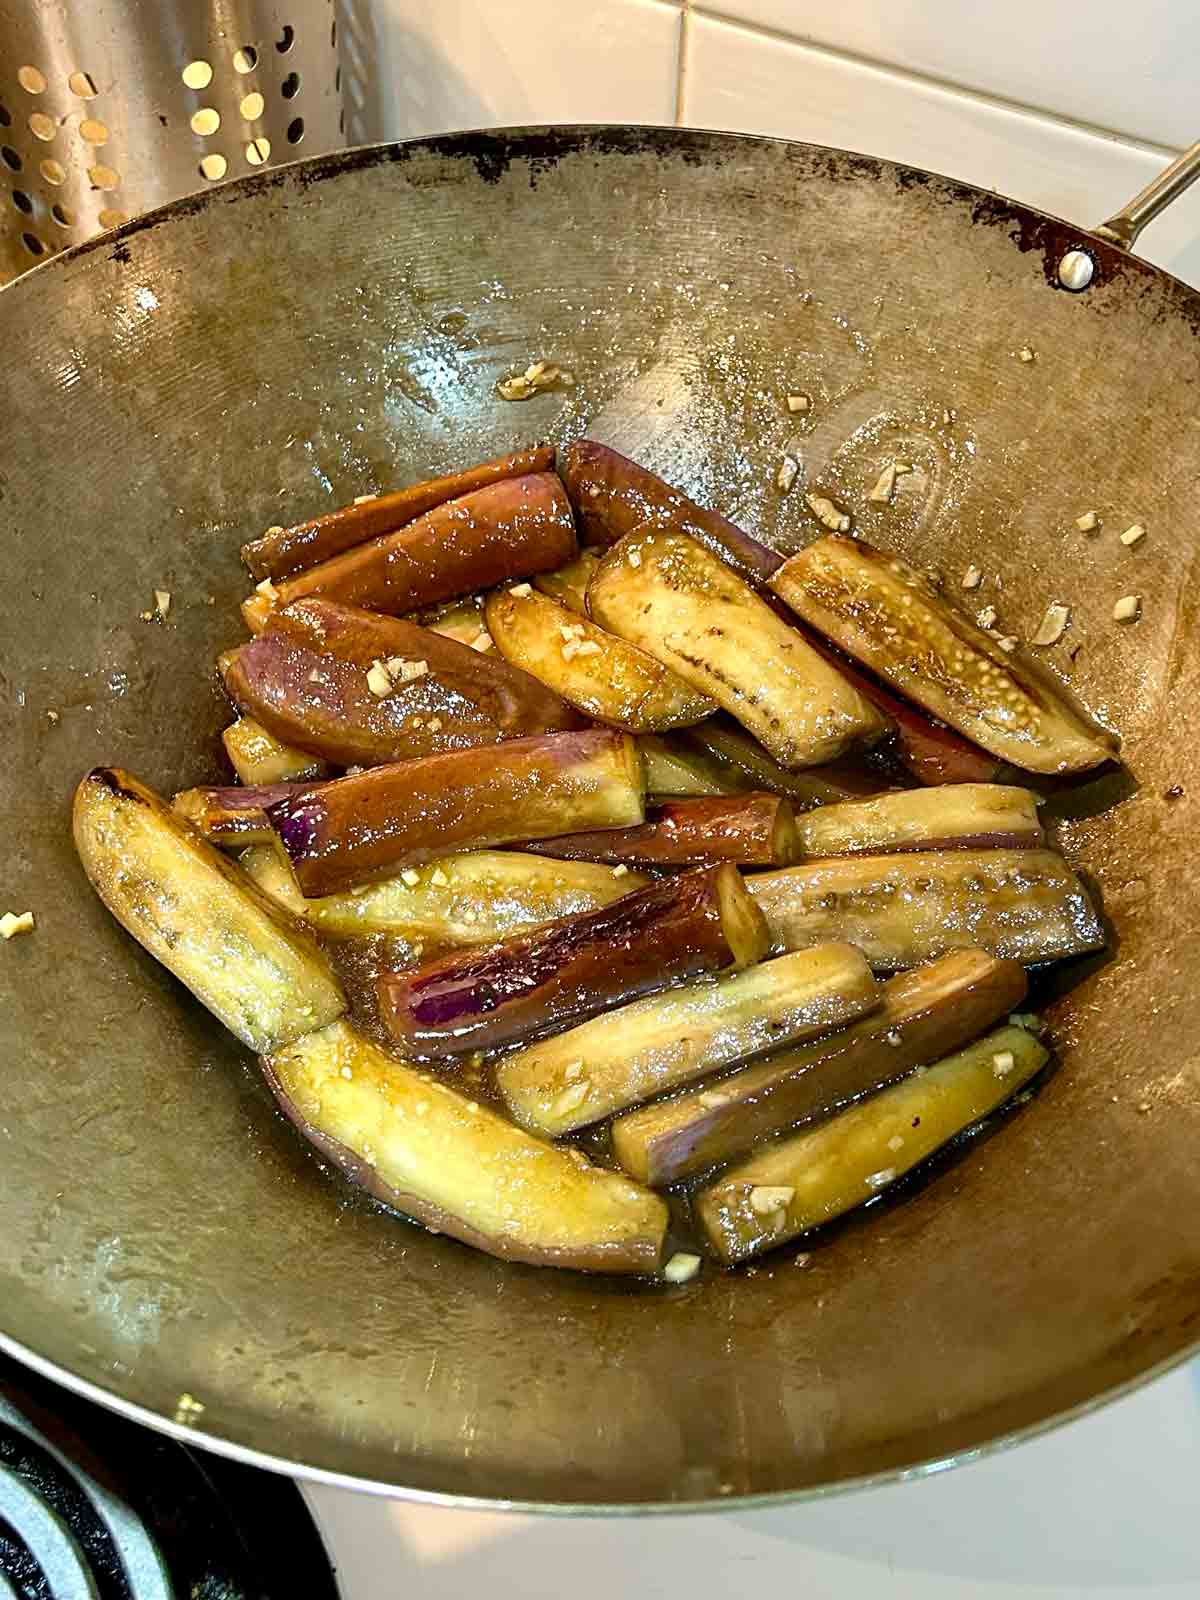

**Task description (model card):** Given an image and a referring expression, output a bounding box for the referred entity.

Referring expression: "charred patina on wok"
[76,433,1111,1281]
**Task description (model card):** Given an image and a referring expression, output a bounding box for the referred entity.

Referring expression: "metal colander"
[0,0,344,284]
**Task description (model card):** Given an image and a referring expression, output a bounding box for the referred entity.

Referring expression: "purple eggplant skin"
[241,445,556,582]
[610,948,1028,1186]
[376,863,770,1058]
[525,795,801,868]
[171,782,319,844]
[559,439,782,587]
[267,728,647,896]
[242,471,577,631]
[222,598,582,769]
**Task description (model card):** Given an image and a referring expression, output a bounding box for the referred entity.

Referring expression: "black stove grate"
[0,1356,340,1600]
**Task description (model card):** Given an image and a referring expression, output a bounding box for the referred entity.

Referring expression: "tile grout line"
[674,0,691,127]
[688,2,1183,160]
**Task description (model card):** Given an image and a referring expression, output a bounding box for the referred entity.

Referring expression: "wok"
[3,127,1200,1510]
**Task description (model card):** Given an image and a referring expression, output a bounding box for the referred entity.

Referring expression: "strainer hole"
[240,91,265,121]
[40,158,65,184]
[190,107,220,136]
[87,163,119,190]
[182,60,213,90]
[80,118,109,146]
[276,24,295,53]
[21,231,44,255]
[233,46,258,74]
[51,202,74,226]
[11,189,32,213]
[331,19,337,47]
[68,70,99,99]
[28,112,56,141]
[335,65,341,93]
[0,104,11,128]
[245,136,271,165]
[286,116,304,144]
[18,66,47,95]
[199,152,227,180]
[98,207,127,229]
[2,146,23,171]
[281,71,301,99]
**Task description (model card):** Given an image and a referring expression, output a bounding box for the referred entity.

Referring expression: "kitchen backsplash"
[344,0,1200,285]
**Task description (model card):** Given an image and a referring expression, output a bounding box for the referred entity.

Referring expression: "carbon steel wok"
[3,128,1200,1510]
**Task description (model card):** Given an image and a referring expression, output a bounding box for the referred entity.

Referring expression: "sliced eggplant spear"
[241,445,555,582]
[173,782,319,846]
[73,769,345,1052]
[241,844,650,942]
[683,718,892,805]
[532,548,602,614]
[559,439,782,587]
[242,471,577,632]
[588,531,887,769]
[610,949,1027,1185]
[696,1023,1048,1265]
[222,717,330,785]
[748,848,1104,970]
[223,598,580,769]
[795,624,1008,786]
[636,733,746,798]
[525,794,800,869]
[770,535,1117,775]
[496,943,878,1137]
[795,784,1043,858]
[377,863,768,1058]
[268,728,646,896]
[484,585,716,733]
[264,1020,668,1274]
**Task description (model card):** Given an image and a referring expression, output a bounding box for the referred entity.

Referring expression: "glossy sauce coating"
[241,445,555,581]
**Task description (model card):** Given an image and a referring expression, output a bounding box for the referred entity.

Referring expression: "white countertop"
[306,1355,1200,1598]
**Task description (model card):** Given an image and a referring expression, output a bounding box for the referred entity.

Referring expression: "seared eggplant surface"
[74,443,1118,1278]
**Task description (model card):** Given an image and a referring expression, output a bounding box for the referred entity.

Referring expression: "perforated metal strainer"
[0,0,344,284]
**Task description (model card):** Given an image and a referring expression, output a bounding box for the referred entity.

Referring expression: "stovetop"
[0,1357,337,1600]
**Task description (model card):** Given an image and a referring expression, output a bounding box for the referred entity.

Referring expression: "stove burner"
[0,1357,339,1599]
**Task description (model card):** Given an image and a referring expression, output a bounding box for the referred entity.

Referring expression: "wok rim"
[4,123,1198,1511]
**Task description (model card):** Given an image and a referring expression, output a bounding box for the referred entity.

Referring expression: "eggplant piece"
[172,782,319,846]
[268,729,645,895]
[696,1023,1048,1264]
[241,446,555,582]
[637,734,747,798]
[532,549,602,614]
[496,943,878,1137]
[419,594,488,647]
[589,531,887,770]
[795,623,1007,786]
[222,717,330,785]
[483,586,715,733]
[377,863,768,1058]
[796,783,1043,857]
[241,472,577,632]
[684,718,891,806]
[770,536,1117,775]
[241,844,650,942]
[559,439,782,587]
[223,598,580,769]
[611,949,1026,1185]
[264,1020,667,1273]
[748,847,1104,970]
[73,768,345,1051]
[526,795,800,868]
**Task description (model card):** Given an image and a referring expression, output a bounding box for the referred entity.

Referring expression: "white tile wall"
[352,0,1200,284]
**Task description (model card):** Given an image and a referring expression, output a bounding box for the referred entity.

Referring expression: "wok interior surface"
[3,128,1200,1507]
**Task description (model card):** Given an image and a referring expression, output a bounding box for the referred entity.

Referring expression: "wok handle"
[1094,140,1200,250]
